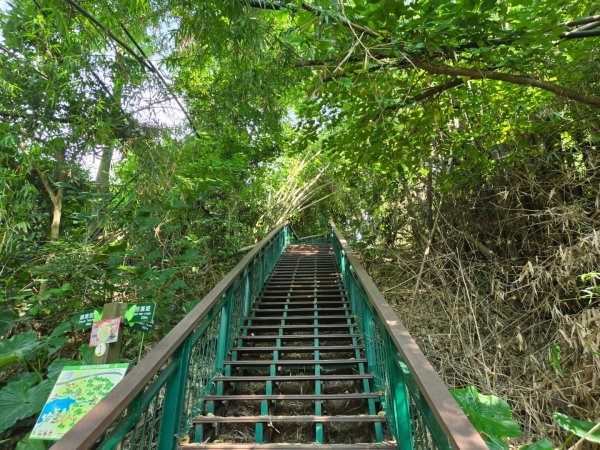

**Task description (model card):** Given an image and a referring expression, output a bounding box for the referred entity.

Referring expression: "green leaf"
[0,331,42,370]
[16,433,47,450]
[485,435,509,450]
[451,386,522,439]
[520,438,553,450]
[47,358,80,380]
[79,343,94,364]
[553,413,600,443]
[0,379,53,434]
[0,308,18,336]
[46,322,72,354]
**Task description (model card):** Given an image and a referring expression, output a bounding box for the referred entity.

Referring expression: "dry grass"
[359,152,600,446]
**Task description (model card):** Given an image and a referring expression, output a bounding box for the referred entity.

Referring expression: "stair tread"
[244,315,352,321]
[192,415,387,424]
[235,334,359,340]
[180,444,396,449]
[224,359,366,366]
[254,301,349,305]
[204,393,380,401]
[241,324,356,330]
[230,345,362,352]
[252,308,349,312]
[214,374,373,382]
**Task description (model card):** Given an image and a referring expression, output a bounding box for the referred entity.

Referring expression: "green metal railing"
[51,221,485,450]
[51,223,292,450]
[330,222,487,450]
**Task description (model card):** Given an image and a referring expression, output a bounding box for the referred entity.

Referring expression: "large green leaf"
[16,434,47,450]
[484,435,509,450]
[0,378,53,434]
[553,413,600,443]
[0,332,42,370]
[47,358,80,380]
[45,322,72,354]
[0,308,18,336]
[520,438,553,450]
[451,386,522,439]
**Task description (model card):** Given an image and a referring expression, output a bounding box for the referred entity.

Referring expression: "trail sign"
[129,320,154,332]
[124,302,156,331]
[72,309,102,329]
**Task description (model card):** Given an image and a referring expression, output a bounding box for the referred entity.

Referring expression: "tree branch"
[559,15,600,27]
[0,110,74,124]
[34,167,58,206]
[62,0,152,71]
[413,61,600,108]
[62,0,202,138]
[385,78,465,110]
[242,0,381,38]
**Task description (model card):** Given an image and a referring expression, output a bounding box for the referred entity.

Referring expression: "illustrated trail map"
[31,364,128,440]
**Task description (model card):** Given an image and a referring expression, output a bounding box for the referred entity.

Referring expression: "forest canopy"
[0,0,599,447]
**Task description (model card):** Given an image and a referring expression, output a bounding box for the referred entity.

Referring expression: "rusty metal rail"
[329,221,487,449]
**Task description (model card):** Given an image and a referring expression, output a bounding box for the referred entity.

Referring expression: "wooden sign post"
[93,302,128,364]
[72,301,156,364]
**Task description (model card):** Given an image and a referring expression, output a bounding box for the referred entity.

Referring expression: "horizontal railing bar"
[330,221,487,449]
[51,222,288,450]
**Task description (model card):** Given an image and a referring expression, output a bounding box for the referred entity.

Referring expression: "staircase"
[51,223,487,450]
[185,244,394,449]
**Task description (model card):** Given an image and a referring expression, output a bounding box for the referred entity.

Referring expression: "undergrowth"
[355,151,599,447]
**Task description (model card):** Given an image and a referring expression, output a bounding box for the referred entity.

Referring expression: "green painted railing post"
[242,267,253,317]
[392,358,413,450]
[157,336,191,450]
[284,225,291,245]
[362,304,377,376]
[216,291,233,372]
[258,249,265,289]
[340,250,347,286]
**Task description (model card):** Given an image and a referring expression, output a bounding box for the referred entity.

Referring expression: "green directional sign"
[129,320,155,332]
[72,309,102,329]
[124,302,156,332]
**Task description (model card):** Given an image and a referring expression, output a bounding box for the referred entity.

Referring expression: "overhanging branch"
[413,61,600,108]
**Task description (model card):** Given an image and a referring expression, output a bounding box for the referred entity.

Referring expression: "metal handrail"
[329,221,487,449]
[51,222,290,450]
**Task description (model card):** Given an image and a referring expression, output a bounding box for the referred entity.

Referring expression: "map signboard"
[30,364,128,440]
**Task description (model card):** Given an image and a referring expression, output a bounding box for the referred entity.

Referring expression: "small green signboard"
[72,309,102,330]
[129,320,155,332]
[124,302,156,332]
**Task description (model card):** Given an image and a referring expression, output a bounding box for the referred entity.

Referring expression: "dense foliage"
[1,0,598,447]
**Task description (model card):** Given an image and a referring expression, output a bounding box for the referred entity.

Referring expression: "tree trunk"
[95,145,113,194]
[35,163,65,295]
